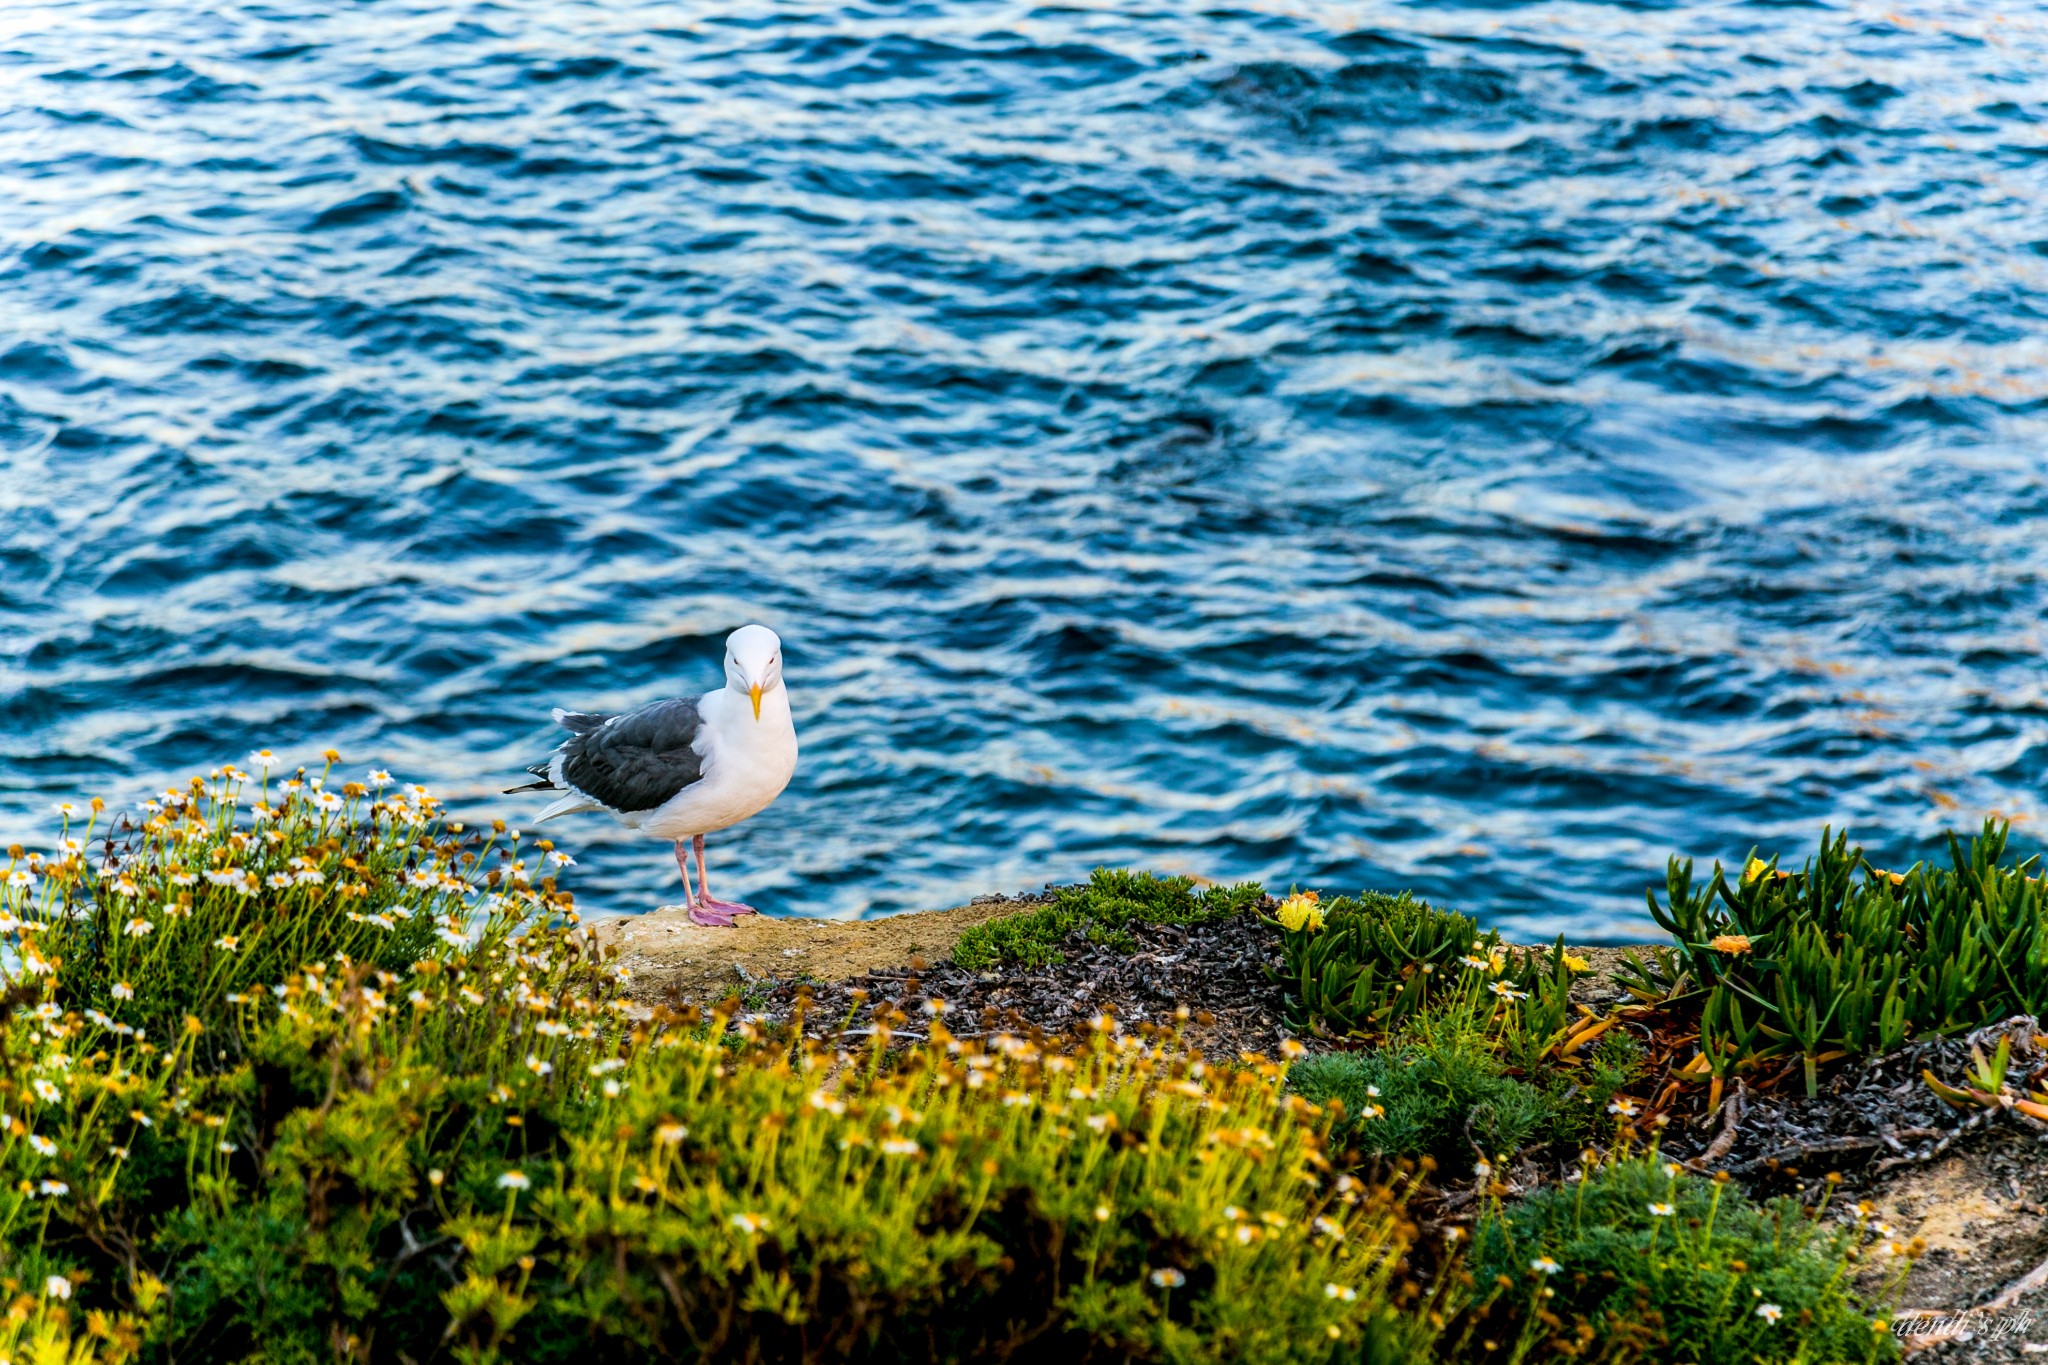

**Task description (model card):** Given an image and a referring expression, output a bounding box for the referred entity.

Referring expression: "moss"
[1290,1032,1550,1171]
[951,868,1264,971]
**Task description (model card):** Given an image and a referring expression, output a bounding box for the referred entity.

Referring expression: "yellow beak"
[750,683,763,720]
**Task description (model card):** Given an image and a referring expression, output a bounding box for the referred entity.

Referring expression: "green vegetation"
[1649,821,2048,1095]
[1270,891,1586,1056]
[1290,1027,1645,1171]
[1289,1036,1550,1167]
[1460,1154,1903,1364]
[1269,890,1630,1176]
[1276,959,1902,1362]
[1273,890,1487,1035]
[1,772,1425,1364]
[950,868,1262,971]
[28,766,454,1043]
[0,776,1930,1365]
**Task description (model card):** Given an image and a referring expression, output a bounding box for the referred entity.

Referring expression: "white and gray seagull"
[506,624,797,926]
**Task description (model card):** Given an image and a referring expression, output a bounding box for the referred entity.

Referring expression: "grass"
[950,868,1264,971]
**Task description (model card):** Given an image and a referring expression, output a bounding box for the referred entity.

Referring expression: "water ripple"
[3,1,2048,937]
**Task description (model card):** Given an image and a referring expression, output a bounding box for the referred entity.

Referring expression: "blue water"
[4,2,2047,938]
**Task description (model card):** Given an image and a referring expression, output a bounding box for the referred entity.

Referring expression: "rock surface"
[597,892,1045,1005]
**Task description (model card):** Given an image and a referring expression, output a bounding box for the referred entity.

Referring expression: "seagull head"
[724,624,784,721]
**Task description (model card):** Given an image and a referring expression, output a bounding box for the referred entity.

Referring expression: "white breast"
[622,685,797,840]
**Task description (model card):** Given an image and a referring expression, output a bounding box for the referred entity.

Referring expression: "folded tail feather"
[536,789,603,822]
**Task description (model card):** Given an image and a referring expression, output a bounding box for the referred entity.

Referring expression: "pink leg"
[678,839,731,927]
[693,834,755,917]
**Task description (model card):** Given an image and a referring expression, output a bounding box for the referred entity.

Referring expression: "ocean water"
[4,1,2047,939]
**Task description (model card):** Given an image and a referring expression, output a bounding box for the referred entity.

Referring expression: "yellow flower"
[1709,934,1753,955]
[1562,953,1590,973]
[1743,857,1769,883]
[1276,891,1324,933]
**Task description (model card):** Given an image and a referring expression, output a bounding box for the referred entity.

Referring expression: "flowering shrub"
[10,759,528,1042]
[0,769,1427,1364]
[1651,822,2048,1095]
[1456,1153,1905,1364]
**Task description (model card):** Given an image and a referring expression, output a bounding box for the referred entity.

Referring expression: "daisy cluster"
[0,754,592,1041]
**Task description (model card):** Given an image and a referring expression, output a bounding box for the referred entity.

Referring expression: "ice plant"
[1276,890,1324,933]
[1650,823,2048,1096]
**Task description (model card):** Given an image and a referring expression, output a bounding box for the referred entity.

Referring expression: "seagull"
[505,624,797,926]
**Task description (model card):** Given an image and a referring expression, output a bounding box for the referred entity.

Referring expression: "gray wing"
[549,697,707,813]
